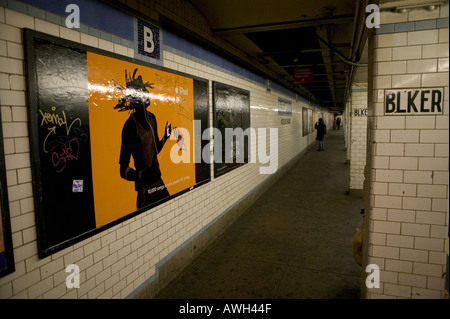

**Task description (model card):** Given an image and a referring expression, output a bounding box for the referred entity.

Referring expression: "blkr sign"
[384,88,444,115]
[354,108,367,117]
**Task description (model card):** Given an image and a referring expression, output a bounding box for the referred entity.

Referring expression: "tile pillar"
[350,84,368,191]
[363,2,449,299]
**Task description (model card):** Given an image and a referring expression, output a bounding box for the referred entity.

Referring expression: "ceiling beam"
[253,45,351,58]
[315,25,338,109]
[213,15,354,36]
[280,62,343,67]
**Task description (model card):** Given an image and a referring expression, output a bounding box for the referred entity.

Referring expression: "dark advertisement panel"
[212,82,250,178]
[302,107,313,137]
[0,110,15,278]
[25,29,210,257]
[278,98,292,116]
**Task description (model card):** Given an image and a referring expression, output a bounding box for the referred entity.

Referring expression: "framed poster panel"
[24,29,210,258]
[0,110,15,277]
[302,107,308,136]
[278,98,292,116]
[212,82,250,178]
[302,107,315,136]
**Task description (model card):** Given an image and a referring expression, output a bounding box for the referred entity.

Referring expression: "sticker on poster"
[72,180,84,192]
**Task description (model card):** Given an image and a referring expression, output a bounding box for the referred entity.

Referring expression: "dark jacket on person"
[315,120,327,141]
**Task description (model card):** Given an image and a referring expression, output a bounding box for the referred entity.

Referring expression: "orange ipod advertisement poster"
[87,52,196,228]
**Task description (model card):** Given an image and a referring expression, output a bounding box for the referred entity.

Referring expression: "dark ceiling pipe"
[315,33,368,67]
[343,0,377,106]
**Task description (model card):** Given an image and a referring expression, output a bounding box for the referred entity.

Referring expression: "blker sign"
[384,88,444,115]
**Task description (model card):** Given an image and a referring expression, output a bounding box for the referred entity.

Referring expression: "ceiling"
[188,0,371,111]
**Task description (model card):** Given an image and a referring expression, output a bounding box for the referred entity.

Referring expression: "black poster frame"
[24,29,210,258]
[0,109,15,278]
[212,81,251,178]
[278,97,292,116]
[302,107,314,137]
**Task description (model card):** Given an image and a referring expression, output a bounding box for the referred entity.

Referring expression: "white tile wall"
[365,3,449,299]
[392,46,422,60]
[0,5,330,299]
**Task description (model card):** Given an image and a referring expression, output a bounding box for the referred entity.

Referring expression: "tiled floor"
[156,129,365,299]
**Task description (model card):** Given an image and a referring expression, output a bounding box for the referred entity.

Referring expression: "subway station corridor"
[156,129,364,299]
[1,0,447,301]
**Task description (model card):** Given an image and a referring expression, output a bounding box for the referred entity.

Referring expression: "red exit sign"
[294,68,313,83]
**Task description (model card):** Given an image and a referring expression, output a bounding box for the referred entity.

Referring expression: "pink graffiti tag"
[51,138,80,173]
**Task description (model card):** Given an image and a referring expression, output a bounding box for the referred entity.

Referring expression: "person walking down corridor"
[315,118,327,151]
[337,117,341,130]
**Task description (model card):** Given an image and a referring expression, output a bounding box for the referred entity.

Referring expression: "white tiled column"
[363,3,449,299]
[350,84,368,191]
[345,100,352,162]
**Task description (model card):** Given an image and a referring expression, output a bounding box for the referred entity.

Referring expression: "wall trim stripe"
[7,0,134,45]
[376,17,449,34]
